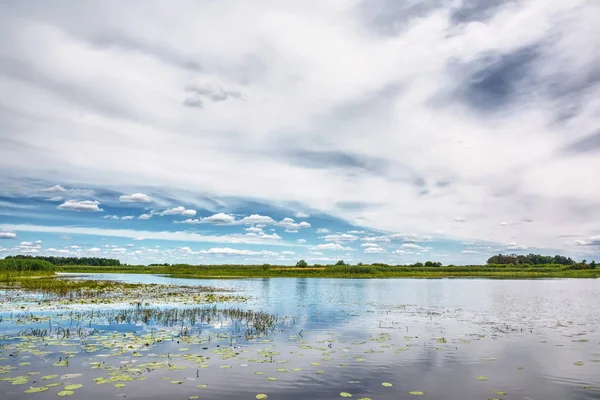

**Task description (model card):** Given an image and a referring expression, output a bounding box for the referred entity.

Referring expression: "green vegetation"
[3,255,599,280]
[52,262,600,279]
[4,255,121,266]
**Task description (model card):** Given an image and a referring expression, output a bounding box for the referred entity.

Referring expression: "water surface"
[1,275,599,399]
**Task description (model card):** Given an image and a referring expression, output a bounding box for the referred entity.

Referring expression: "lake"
[1,274,599,399]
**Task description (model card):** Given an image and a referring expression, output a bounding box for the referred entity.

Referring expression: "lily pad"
[382,382,393,387]
[409,392,425,396]
[64,384,83,390]
[57,391,74,397]
[24,386,49,393]
[476,376,489,381]
[340,393,352,398]
[42,375,59,380]
[114,383,126,388]
[256,395,268,399]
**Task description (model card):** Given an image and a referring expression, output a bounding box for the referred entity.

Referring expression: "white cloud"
[297,239,307,244]
[295,212,309,218]
[245,226,263,233]
[322,233,359,242]
[362,236,391,243]
[461,249,478,254]
[58,200,103,212]
[199,247,278,256]
[281,250,296,255]
[401,243,423,250]
[88,247,101,253]
[572,235,600,246]
[361,243,378,247]
[393,249,409,254]
[121,216,134,220]
[310,243,354,251]
[138,213,152,220]
[103,215,119,220]
[2,1,599,252]
[0,223,297,246]
[284,229,298,233]
[347,230,366,234]
[179,212,236,225]
[0,231,16,239]
[160,206,197,216]
[47,196,63,202]
[119,193,152,203]
[276,218,311,230]
[364,246,387,253]
[41,185,66,193]
[506,242,528,251]
[316,228,330,234]
[454,217,467,223]
[238,215,277,225]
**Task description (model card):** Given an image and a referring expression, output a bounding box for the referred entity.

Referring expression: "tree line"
[4,255,121,266]
[486,253,594,266]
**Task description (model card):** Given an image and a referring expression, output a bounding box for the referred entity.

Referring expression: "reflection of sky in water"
[1,274,599,399]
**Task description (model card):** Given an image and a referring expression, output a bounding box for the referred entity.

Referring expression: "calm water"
[1,274,599,399]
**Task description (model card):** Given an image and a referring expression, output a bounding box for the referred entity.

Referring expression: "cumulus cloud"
[47,196,63,202]
[461,249,479,254]
[276,217,311,230]
[121,216,134,220]
[103,215,119,220]
[401,243,423,250]
[322,233,359,242]
[316,228,330,234]
[295,212,309,218]
[138,213,152,220]
[160,206,197,217]
[364,245,387,253]
[310,243,354,251]
[297,239,307,244]
[0,231,16,239]
[199,247,278,256]
[58,200,103,212]
[572,235,600,246]
[41,185,66,193]
[506,242,528,250]
[119,193,152,202]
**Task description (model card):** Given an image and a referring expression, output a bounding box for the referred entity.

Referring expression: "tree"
[296,259,308,268]
[335,260,346,266]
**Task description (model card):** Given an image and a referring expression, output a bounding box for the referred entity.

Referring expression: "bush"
[296,259,308,268]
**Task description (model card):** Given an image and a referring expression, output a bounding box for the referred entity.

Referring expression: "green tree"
[335,260,346,266]
[296,259,308,268]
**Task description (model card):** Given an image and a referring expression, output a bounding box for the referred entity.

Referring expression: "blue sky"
[1,0,599,265]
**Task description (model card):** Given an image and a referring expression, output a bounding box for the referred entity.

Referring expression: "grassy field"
[52,263,600,279]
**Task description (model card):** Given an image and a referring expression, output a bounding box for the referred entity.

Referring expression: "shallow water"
[2,274,599,399]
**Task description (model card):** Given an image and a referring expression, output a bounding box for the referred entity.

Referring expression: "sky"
[0,0,599,265]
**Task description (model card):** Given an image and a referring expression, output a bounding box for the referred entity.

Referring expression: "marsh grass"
[11,260,600,279]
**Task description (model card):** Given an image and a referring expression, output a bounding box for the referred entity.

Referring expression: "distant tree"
[357,262,363,266]
[413,262,424,267]
[590,260,597,269]
[335,260,346,266]
[296,259,308,268]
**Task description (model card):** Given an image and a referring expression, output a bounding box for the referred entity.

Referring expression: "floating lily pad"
[64,384,83,390]
[114,383,126,388]
[42,375,58,380]
[409,392,425,396]
[197,384,208,388]
[266,377,278,381]
[256,395,268,399]
[476,376,488,381]
[57,391,74,397]
[170,380,183,384]
[24,386,49,393]
[382,382,393,387]
[340,393,352,398]
[46,383,63,388]
[493,390,507,395]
